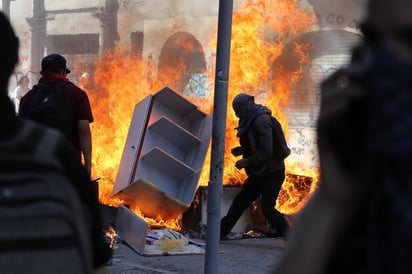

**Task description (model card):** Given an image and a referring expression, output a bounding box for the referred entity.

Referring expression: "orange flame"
[86,0,318,229]
[128,204,183,231]
[104,224,118,249]
[202,0,319,216]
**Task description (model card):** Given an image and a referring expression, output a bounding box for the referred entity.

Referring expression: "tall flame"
[87,0,319,229]
[201,0,319,216]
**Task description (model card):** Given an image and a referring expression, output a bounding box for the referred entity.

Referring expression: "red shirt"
[19,73,94,153]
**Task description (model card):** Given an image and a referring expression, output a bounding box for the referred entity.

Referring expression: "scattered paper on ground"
[143,229,205,256]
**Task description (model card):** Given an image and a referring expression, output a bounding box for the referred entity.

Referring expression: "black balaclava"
[232,93,271,137]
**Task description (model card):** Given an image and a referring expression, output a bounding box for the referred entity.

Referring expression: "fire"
[104,225,118,249]
[201,0,319,216]
[128,205,183,232]
[87,46,156,207]
[87,0,319,229]
[277,161,320,215]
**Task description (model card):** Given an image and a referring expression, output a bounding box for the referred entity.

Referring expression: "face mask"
[232,94,255,120]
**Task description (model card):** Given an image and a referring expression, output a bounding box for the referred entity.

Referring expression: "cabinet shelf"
[149,116,201,151]
[140,146,195,181]
[154,87,205,123]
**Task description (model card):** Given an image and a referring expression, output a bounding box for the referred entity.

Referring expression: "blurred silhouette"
[13,74,30,113]
[273,0,412,273]
[0,11,111,274]
[78,72,91,91]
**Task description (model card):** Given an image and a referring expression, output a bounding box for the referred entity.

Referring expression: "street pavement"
[106,237,286,274]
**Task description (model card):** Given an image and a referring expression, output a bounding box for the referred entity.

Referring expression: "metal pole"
[204,0,233,273]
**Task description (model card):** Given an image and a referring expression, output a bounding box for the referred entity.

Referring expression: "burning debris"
[104,225,119,249]
[105,87,211,255]
[87,0,322,245]
[277,172,317,215]
[114,205,205,256]
[91,0,320,217]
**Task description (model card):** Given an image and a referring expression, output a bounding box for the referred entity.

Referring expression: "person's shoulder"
[21,87,36,98]
[65,81,85,92]
[60,80,83,93]
[254,113,273,132]
[65,82,91,101]
[255,113,272,124]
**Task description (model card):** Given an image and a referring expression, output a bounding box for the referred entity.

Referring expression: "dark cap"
[41,53,71,74]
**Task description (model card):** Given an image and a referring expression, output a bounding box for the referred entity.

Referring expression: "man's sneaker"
[220,232,243,241]
[199,222,207,239]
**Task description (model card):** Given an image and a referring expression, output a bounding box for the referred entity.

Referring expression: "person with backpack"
[19,53,94,177]
[220,93,290,240]
[0,12,111,274]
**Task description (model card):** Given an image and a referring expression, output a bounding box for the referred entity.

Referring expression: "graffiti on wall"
[317,13,360,31]
[18,31,31,71]
[288,127,319,169]
[307,0,362,32]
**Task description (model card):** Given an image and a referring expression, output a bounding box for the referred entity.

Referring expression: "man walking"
[220,93,290,240]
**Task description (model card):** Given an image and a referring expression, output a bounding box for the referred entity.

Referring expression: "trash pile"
[146,229,205,254]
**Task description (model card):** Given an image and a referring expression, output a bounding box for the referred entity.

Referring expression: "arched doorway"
[158,31,207,97]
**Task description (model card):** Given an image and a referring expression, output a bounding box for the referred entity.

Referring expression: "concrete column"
[95,0,119,53]
[2,0,11,17]
[26,0,46,81]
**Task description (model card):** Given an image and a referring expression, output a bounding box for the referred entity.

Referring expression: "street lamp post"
[204,0,234,273]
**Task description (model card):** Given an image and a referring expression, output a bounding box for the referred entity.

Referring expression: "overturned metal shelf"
[112,87,212,220]
[115,179,188,220]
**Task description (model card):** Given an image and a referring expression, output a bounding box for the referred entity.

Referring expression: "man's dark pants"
[220,168,288,237]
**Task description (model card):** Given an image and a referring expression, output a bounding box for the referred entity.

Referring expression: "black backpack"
[270,116,291,159]
[25,81,72,137]
[0,120,93,273]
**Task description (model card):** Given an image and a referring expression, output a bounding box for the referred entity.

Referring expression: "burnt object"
[112,87,212,219]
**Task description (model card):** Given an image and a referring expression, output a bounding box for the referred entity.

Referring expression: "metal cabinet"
[112,87,213,219]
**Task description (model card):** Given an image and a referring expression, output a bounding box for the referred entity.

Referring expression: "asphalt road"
[107,237,285,274]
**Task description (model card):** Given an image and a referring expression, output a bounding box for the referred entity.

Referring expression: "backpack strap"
[271,116,290,159]
[249,113,271,150]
